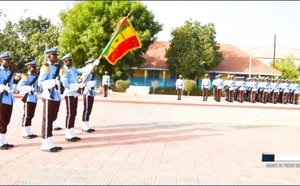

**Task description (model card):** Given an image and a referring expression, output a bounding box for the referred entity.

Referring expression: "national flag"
[102,17,141,65]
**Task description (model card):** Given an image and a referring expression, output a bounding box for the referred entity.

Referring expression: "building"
[128,41,281,88]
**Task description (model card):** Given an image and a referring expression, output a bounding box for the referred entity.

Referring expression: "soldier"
[0,51,15,150]
[262,78,271,103]
[201,74,210,101]
[233,77,239,101]
[288,80,295,103]
[228,76,235,102]
[215,74,224,102]
[176,75,184,100]
[292,80,300,104]
[60,53,85,142]
[17,60,38,139]
[212,76,217,100]
[81,58,97,133]
[223,76,230,101]
[37,46,62,152]
[281,79,290,104]
[238,77,246,103]
[102,71,110,97]
[250,77,258,103]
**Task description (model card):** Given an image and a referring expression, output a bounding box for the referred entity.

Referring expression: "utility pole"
[272,34,276,68]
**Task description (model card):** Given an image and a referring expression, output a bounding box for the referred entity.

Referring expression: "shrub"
[152,80,159,94]
[183,79,196,96]
[115,80,130,92]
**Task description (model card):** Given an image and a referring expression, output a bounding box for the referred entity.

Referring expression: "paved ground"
[0,92,300,185]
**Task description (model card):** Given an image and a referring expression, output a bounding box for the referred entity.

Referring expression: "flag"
[102,17,141,65]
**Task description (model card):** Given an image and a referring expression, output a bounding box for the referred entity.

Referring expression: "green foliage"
[272,55,300,79]
[59,0,163,81]
[151,80,159,94]
[165,19,223,79]
[0,16,60,71]
[115,79,130,92]
[183,79,196,96]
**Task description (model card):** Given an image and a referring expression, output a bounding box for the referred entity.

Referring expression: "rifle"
[49,53,64,99]
[21,71,40,103]
[0,56,23,102]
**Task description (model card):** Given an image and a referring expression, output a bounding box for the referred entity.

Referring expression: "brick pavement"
[0,92,299,185]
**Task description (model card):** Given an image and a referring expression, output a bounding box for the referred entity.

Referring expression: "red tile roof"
[141,41,281,76]
[141,41,169,69]
[212,44,281,76]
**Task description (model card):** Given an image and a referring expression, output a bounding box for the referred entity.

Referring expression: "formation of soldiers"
[208,74,300,104]
[0,47,112,152]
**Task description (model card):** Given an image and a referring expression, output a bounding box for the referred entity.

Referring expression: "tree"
[272,55,300,79]
[0,16,60,71]
[58,1,163,82]
[165,19,223,79]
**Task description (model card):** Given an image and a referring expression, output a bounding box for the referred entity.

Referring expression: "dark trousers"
[177,89,182,100]
[203,88,209,100]
[228,90,234,102]
[0,103,13,134]
[42,99,60,139]
[104,85,108,97]
[82,95,94,122]
[22,102,37,127]
[65,96,78,129]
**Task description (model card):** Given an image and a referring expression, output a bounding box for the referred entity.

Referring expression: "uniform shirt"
[60,65,84,97]
[102,75,110,86]
[281,82,290,93]
[251,81,258,91]
[228,79,235,90]
[264,81,271,92]
[38,61,61,101]
[201,78,210,90]
[239,80,246,91]
[17,72,38,103]
[0,66,15,105]
[176,79,184,90]
[216,78,224,89]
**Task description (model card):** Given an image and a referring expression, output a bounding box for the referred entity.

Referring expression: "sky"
[1,1,300,51]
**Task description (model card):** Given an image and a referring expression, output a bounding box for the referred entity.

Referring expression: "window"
[170,73,178,80]
[148,70,160,79]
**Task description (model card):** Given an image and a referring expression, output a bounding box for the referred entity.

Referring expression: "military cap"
[0,51,12,60]
[44,46,58,55]
[25,60,36,66]
[105,71,108,74]
[85,58,94,65]
[62,53,72,61]
[179,75,182,78]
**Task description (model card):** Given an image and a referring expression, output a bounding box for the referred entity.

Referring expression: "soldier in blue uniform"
[81,58,98,133]
[60,53,83,142]
[37,47,62,152]
[17,60,38,139]
[201,74,210,101]
[0,52,15,150]
[102,71,110,97]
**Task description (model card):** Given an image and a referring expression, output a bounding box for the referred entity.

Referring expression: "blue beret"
[62,53,72,61]
[25,60,36,66]
[44,46,58,54]
[0,51,12,60]
[85,58,94,65]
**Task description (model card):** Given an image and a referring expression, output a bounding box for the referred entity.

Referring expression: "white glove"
[93,59,100,66]
[87,81,96,89]
[68,83,80,92]
[0,84,4,93]
[3,85,10,92]
[79,83,85,88]
[18,85,33,94]
[42,79,56,89]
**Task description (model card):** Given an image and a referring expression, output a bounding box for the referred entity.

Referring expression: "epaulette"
[42,63,50,72]
[60,68,66,75]
[22,73,29,81]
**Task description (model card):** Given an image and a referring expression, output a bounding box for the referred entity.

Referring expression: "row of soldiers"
[202,74,300,104]
[0,47,110,152]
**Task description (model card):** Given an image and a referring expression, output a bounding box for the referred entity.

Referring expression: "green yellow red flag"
[102,17,142,65]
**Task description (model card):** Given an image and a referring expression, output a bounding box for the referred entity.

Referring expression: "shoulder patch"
[22,74,29,81]
[42,63,50,72]
[60,68,66,75]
